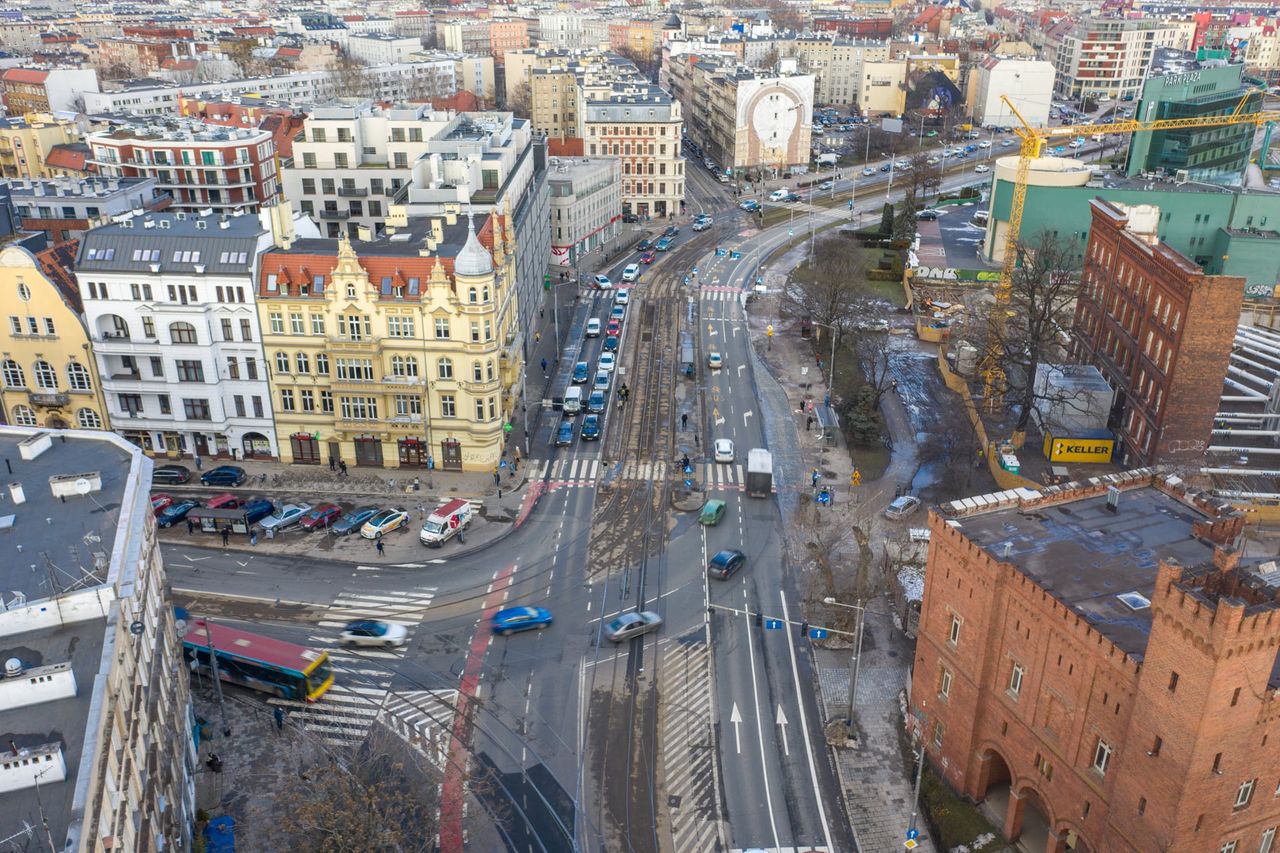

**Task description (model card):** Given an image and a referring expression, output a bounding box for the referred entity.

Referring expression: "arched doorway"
[242,432,272,459]
[1009,787,1053,852]
[974,749,1014,842]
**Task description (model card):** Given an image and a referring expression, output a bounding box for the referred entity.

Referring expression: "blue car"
[587,390,606,413]
[655,237,673,251]
[331,505,380,536]
[581,413,601,440]
[157,500,200,528]
[572,361,590,384]
[200,465,246,487]
[602,335,619,352]
[555,420,574,447]
[492,606,554,635]
[242,498,275,526]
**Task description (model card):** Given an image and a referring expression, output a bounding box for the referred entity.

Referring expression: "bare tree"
[325,55,376,100]
[504,80,532,118]
[986,231,1083,433]
[780,235,874,338]
[904,151,941,199]
[272,727,441,851]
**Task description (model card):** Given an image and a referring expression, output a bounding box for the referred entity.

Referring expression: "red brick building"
[1070,200,1244,467]
[85,123,280,214]
[911,471,1280,853]
[178,95,307,161]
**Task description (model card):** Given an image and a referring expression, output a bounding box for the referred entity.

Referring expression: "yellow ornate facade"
[257,212,521,471]
[0,245,109,431]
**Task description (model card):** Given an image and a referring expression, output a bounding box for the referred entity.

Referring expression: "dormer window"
[266,274,278,292]
[346,284,356,299]
[312,274,324,294]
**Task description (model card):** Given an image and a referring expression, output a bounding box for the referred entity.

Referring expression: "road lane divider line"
[743,591,782,851]
[779,592,835,852]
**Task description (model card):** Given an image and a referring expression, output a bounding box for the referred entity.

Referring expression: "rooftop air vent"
[1105,485,1121,513]
[1117,591,1150,611]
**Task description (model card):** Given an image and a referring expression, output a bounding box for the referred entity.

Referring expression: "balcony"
[330,377,379,391]
[338,187,368,197]
[110,370,141,381]
[28,392,70,408]
[319,209,350,220]
[326,335,377,353]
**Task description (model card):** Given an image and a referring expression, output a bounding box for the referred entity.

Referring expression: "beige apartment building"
[0,113,82,180]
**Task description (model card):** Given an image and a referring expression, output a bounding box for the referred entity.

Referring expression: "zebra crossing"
[268,585,439,746]
[703,463,745,490]
[699,287,743,302]
[532,457,600,487]
[380,689,460,770]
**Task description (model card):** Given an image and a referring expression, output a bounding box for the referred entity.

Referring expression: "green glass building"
[1125,63,1265,185]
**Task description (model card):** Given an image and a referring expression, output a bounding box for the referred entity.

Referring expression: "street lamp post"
[824,596,866,726]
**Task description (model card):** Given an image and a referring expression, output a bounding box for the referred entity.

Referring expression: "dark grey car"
[331,505,380,536]
[152,464,192,485]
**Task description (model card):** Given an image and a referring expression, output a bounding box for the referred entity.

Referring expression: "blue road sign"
[907,829,920,841]
[730,251,741,259]
[809,628,829,640]
[683,464,693,475]
[715,248,727,257]
[499,459,508,468]
[683,275,690,285]
[765,619,784,630]
[684,478,693,488]
[692,265,698,273]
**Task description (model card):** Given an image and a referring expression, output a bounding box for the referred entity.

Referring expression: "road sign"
[683,464,693,475]
[692,265,699,273]
[907,828,919,840]
[730,251,741,259]
[766,324,773,338]
[715,248,727,257]
[683,276,691,285]
[808,628,829,640]
[765,619,784,630]
[503,421,513,433]
[684,478,693,489]
[499,459,508,468]
[905,841,918,850]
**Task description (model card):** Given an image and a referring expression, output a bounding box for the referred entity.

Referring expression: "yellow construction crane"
[981,94,1280,430]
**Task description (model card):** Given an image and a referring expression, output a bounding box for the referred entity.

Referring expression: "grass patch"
[851,440,889,481]
[919,768,1004,852]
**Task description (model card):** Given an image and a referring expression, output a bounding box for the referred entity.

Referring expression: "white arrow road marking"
[730,702,743,754]
[182,555,213,562]
[235,560,251,568]
[737,365,746,377]
[715,415,726,427]
[743,410,753,426]
[776,705,790,756]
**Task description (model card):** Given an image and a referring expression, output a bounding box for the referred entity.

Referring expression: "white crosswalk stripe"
[380,689,460,770]
[699,290,741,302]
[270,682,390,746]
[621,460,668,480]
[539,457,600,485]
[702,463,745,490]
[326,588,438,624]
[660,643,721,853]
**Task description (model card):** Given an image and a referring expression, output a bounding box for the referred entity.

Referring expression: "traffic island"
[671,487,705,512]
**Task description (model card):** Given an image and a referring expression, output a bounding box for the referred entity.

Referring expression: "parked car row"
[152,463,248,487]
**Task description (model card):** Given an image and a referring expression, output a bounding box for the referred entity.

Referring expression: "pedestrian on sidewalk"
[273,707,285,734]
[329,455,336,472]
[681,413,688,429]
[250,529,258,546]
[339,460,347,476]
[221,526,231,546]
[811,468,820,489]
[492,467,500,487]
[535,331,541,343]
[194,454,202,471]
[514,446,521,465]
[376,539,385,556]
[541,358,548,376]
[187,518,195,535]
[806,415,813,431]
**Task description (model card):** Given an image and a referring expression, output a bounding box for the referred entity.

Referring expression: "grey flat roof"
[0,620,105,844]
[0,433,132,599]
[952,486,1219,660]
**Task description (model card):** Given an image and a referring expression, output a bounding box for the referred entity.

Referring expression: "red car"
[300,503,343,530]
[606,319,622,337]
[151,493,174,516]
[641,251,656,264]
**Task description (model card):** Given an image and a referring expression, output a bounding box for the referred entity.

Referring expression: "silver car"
[259,503,312,532]
[603,611,663,642]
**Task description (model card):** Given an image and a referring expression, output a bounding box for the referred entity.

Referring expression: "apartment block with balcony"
[12,175,170,245]
[1046,16,1194,102]
[0,245,107,432]
[0,428,195,853]
[75,204,314,459]
[257,212,521,471]
[281,101,454,240]
[0,113,83,181]
[86,121,280,214]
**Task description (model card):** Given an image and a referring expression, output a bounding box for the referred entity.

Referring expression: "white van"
[585,318,601,337]
[419,498,473,546]
[769,189,789,201]
[563,386,583,415]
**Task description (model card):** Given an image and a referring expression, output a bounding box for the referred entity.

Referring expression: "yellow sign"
[1042,433,1114,463]
[766,324,774,337]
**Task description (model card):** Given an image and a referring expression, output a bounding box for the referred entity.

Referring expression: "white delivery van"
[420,498,473,546]
[563,386,584,414]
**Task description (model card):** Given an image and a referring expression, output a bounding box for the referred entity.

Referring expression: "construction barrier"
[937,348,1041,492]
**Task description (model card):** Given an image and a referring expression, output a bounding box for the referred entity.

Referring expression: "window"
[440,394,456,418]
[1150,736,1162,757]
[246,359,259,381]
[252,396,264,418]
[1222,844,1238,853]
[311,314,325,335]
[388,315,415,337]
[320,391,333,413]
[67,362,91,390]
[395,395,421,416]
[77,408,102,429]
[240,319,253,341]
[435,318,450,339]
[1092,739,1112,776]
[11,405,36,425]
[339,396,378,419]
[118,393,143,415]
[280,389,295,412]
[475,398,485,420]
[32,360,57,389]
[233,395,245,417]
[939,668,952,699]
[340,314,370,340]
[336,359,375,381]
[948,615,961,647]
[169,322,197,344]
[1260,827,1276,853]
[302,178,316,195]
[150,357,163,378]
[221,317,233,340]
[932,720,944,749]
[1238,779,1257,810]
[316,354,329,375]
[175,360,204,382]
[302,152,316,168]
[389,356,417,378]
[270,313,284,334]
[1009,664,1024,699]
[296,353,310,374]
[438,357,453,379]
[157,394,170,415]
[290,313,304,334]
[43,318,54,336]
[471,321,480,342]
[300,390,314,412]
[1137,797,1146,816]
[275,352,289,374]
[473,361,483,382]
[182,399,211,420]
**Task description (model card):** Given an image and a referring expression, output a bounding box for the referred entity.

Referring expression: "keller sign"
[1043,432,1115,463]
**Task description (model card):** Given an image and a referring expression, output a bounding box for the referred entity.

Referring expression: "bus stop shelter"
[814,403,839,445]
[186,507,252,534]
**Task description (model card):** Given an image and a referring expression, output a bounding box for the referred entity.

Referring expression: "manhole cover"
[668,795,682,809]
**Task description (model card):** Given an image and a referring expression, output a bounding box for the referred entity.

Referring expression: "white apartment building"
[347,32,422,66]
[82,60,461,116]
[282,101,454,240]
[969,57,1055,127]
[538,12,585,50]
[0,427,194,853]
[548,156,622,266]
[1047,17,1195,101]
[76,205,315,460]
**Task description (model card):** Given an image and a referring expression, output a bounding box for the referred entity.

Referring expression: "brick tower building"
[912,471,1280,853]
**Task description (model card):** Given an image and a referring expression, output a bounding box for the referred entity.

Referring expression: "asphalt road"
[169,157,1007,852]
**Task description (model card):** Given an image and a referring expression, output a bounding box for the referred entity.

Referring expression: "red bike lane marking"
[439,561,515,851]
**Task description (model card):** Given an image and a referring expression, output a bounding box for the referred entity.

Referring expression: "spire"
[454,213,493,277]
